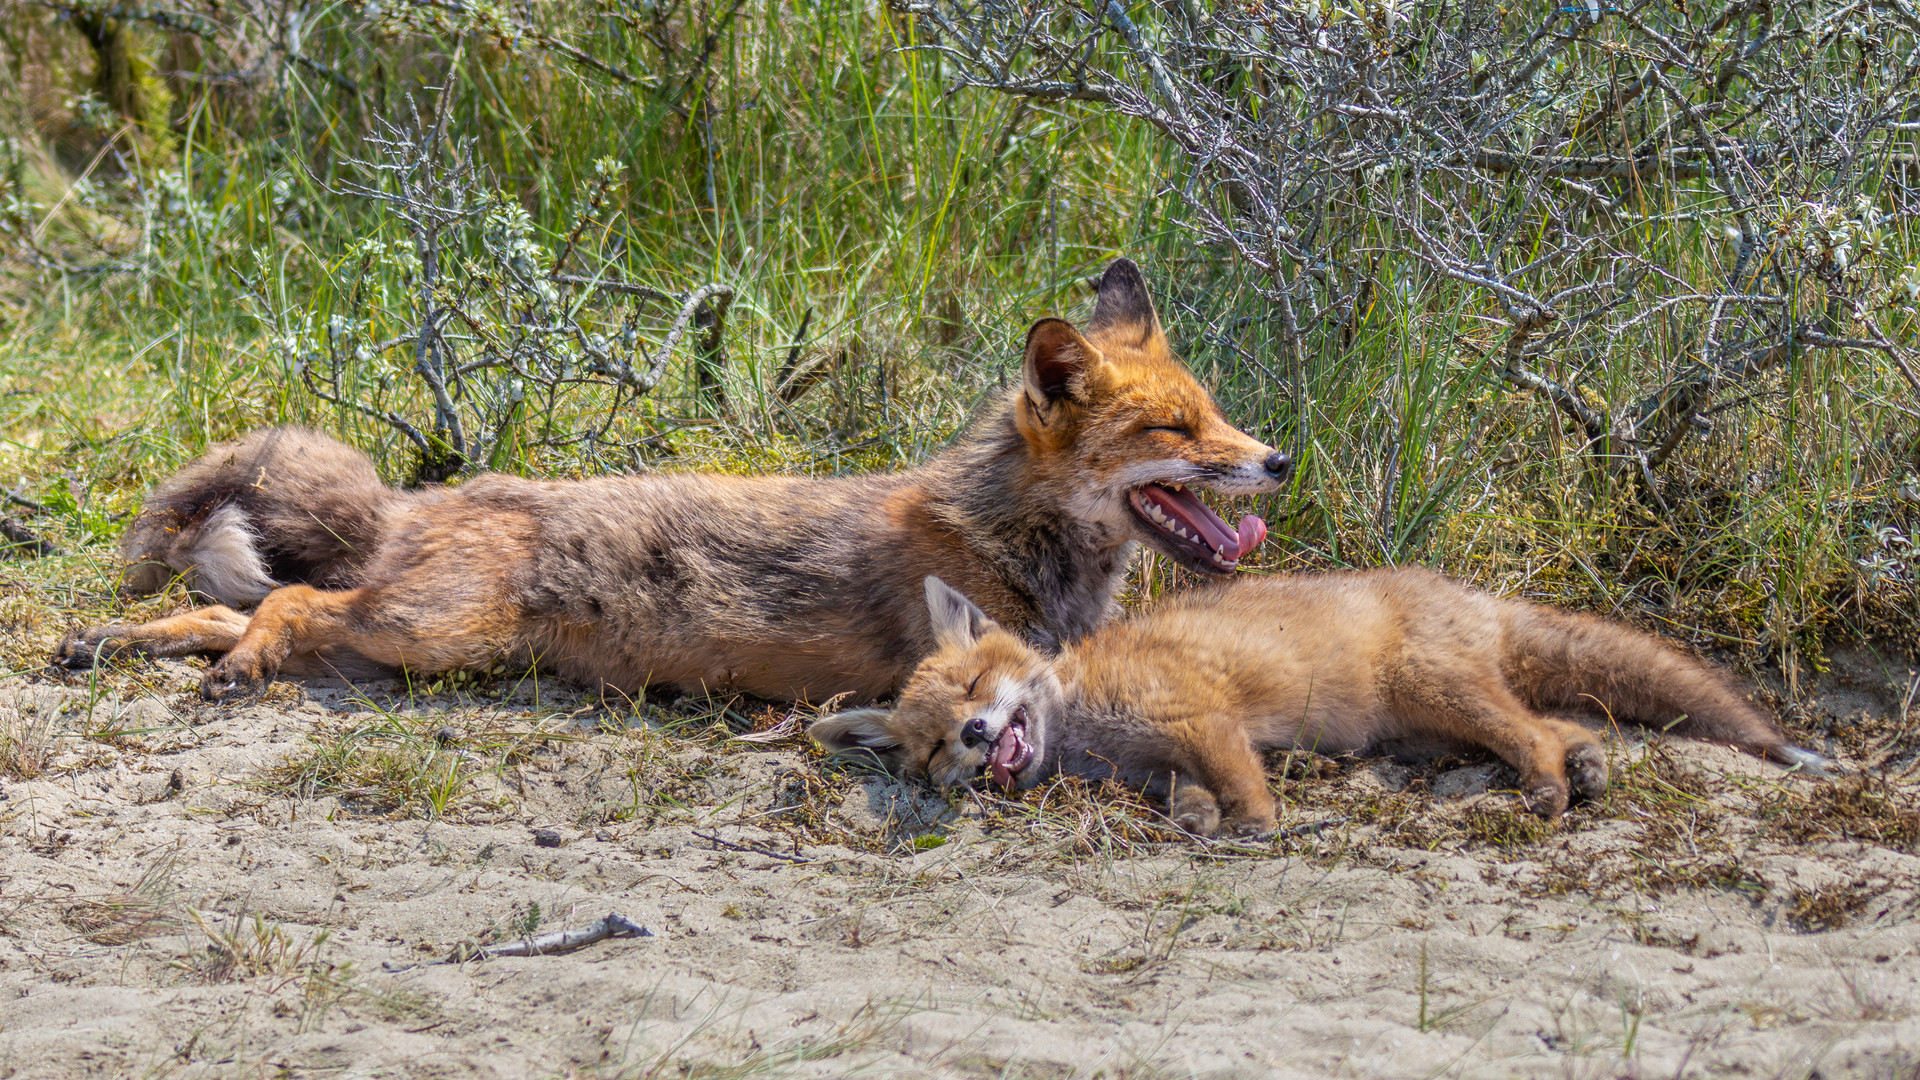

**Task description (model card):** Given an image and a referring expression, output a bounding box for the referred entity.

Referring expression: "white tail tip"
[1776,745,1838,777]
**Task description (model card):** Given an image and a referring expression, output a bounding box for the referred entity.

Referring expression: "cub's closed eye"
[965,673,983,696]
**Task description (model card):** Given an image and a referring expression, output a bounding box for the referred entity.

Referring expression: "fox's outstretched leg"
[201,581,523,701]
[1392,674,1604,817]
[54,607,253,669]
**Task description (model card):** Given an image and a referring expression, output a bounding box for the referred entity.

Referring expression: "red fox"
[54,260,1291,704]
[811,571,1831,833]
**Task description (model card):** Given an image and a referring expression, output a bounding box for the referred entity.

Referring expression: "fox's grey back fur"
[115,398,1142,699]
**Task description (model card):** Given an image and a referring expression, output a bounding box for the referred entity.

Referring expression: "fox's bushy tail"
[120,427,405,607]
[1503,604,1830,772]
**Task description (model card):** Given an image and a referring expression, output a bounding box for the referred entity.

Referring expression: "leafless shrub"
[242,99,733,480]
[898,0,1920,494]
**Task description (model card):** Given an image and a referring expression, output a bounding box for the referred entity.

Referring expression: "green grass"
[0,0,1913,683]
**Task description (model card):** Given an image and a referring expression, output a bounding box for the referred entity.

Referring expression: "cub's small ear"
[1085,257,1161,339]
[809,708,901,757]
[924,576,998,650]
[1022,318,1102,410]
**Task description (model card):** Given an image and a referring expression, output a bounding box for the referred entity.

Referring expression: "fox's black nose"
[962,717,989,748]
[1264,452,1294,482]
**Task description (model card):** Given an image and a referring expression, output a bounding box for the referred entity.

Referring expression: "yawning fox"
[56,260,1292,703]
[812,571,1830,833]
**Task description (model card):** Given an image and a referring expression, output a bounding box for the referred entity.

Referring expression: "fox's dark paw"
[1223,813,1279,839]
[1520,776,1570,819]
[52,627,148,671]
[1170,787,1223,836]
[201,659,271,702]
[1565,741,1610,800]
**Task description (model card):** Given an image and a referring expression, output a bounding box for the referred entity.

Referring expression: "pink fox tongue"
[989,728,1025,787]
[1236,514,1267,556]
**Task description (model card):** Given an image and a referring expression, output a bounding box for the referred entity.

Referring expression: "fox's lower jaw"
[1128,485,1267,575]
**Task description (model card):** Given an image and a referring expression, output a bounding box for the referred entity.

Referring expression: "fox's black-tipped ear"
[1085,258,1161,338]
[809,708,901,757]
[1022,318,1101,409]
[924,576,998,651]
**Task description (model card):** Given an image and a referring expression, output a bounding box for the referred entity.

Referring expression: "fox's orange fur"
[56,260,1293,704]
[813,571,1831,833]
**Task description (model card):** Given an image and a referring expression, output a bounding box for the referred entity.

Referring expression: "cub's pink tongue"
[989,737,1017,788]
[1234,515,1268,560]
[988,727,1025,788]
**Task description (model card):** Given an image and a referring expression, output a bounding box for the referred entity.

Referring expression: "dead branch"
[448,912,654,962]
[894,0,1919,493]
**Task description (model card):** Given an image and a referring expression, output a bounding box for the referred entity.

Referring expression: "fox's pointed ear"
[924,576,998,650]
[1085,258,1162,339]
[809,708,901,757]
[1022,318,1102,410]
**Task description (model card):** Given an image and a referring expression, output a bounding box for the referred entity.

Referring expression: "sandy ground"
[2,649,1918,1080]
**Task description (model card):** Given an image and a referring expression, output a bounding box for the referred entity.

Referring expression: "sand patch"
[1,653,1917,1078]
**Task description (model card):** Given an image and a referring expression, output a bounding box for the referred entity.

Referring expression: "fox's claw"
[1224,814,1279,839]
[1170,786,1222,836]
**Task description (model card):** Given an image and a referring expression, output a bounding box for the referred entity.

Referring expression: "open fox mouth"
[1129,483,1267,574]
[986,708,1036,789]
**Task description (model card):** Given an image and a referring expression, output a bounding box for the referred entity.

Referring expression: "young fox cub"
[55,260,1292,704]
[812,571,1830,833]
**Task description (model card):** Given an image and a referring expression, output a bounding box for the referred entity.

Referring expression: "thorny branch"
[248,108,734,482]
[896,0,1920,496]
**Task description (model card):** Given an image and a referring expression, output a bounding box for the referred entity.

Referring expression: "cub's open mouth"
[1128,483,1267,574]
[986,707,1035,789]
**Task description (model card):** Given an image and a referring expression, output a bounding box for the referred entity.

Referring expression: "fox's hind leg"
[54,607,253,669]
[197,497,537,700]
[201,581,522,701]
[1391,674,1599,817]
[1541,716,1609,801]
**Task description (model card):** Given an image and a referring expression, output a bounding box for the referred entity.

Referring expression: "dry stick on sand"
[446,912,654,963]
[692,830,813,864]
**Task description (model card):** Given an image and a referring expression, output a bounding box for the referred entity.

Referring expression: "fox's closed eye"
[965,673,982,696]
[1143,425,1190,437]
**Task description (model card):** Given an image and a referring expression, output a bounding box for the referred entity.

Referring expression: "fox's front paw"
[201,657,272,701]
[1222,810,1279,839]
[1170,785,1223,836]
[1520,775,1571,819]
[52,626,148,671]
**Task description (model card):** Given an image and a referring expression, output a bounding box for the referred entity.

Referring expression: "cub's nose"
[961,717,989,748]
[1264,451,1294,482]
